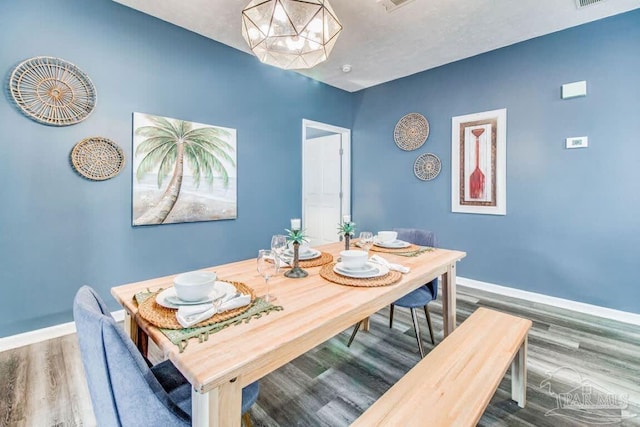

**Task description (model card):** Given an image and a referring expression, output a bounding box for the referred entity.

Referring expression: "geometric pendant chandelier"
[241,0,342,70]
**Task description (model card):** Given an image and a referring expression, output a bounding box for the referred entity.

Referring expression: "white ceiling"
[113,0,640,92]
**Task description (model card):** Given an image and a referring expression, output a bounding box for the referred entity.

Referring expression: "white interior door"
[302,121,351,246]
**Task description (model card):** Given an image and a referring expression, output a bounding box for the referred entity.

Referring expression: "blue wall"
[1,1,638,337]
[0,0,353,336]
[352,10,640,313]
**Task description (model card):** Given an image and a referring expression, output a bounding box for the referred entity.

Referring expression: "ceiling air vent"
[575,0,607,8]
[377,0,417,12]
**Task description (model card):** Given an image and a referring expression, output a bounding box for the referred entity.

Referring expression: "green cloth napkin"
[394,247,435,257]
[135,292,283,352]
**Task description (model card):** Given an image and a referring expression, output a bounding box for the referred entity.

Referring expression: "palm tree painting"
[132,113,237,225]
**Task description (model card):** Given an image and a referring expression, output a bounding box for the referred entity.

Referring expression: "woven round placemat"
[299,252,333,268]
[319,263,402,287]
[269,252,334,268]
[71,136,125,180]
[370,243,421,254]
[137,281,255,330]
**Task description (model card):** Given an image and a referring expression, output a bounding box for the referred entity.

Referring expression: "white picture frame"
[451,108,507,215]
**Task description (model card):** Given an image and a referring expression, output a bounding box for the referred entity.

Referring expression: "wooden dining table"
[111,241,466,427]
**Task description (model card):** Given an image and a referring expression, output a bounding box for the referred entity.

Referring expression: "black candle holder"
[284,242,308,278]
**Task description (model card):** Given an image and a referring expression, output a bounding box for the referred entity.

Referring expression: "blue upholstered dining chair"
[347,228,438,358]
[73,286,259,427]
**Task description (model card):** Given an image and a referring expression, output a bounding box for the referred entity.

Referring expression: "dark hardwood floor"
[1,286,638,426]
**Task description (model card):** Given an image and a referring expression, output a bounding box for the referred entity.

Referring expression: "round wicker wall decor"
[71,137,125,181]
[394,113,429,151]
[9,56,97,126]
[414,153,441,181]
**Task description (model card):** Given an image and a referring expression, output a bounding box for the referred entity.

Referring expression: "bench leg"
[511,336,528,408]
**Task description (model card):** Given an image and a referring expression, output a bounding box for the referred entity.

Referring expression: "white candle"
[343,215,351,223]
[291,218,301,230]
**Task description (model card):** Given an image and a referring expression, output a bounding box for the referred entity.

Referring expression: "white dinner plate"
[284,247,321,260]
[373,239,411,249]
[338,262,377,273]
[334,262,389,278]
[156,281,236,309]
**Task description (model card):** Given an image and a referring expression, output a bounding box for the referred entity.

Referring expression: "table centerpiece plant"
[284,228,309,278]
[338,221,356,250]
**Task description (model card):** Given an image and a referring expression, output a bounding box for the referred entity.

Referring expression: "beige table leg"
[361,317,371,332]
[511,336,528,408]
[124,311,148,357]
[192,379,242,427]
[441,262,457,337]
[124,311,138,341]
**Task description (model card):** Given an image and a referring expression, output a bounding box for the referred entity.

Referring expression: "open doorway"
[302,119,351,246]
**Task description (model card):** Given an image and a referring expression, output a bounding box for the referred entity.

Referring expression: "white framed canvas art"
[132,112,237,225]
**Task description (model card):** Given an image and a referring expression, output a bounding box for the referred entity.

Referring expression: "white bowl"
[340,250,368,269]
[173,271,217,302]
[299,244,312,254]
[377,231,398,243]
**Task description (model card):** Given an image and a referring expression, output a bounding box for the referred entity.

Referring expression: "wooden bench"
[351,307,532,427]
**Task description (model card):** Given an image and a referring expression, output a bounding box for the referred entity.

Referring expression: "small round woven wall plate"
[394,113,429,151]
[414,153,441,181]
[71,137,125,181]
[9,56,97,126]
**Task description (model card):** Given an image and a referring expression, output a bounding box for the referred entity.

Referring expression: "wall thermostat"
[566,136,588,149]
[562,81,587,99]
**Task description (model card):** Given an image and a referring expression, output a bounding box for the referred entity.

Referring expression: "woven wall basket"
[414,153,441,181]
[9,56,97,126]
[71,137,125,181]
[394,113,429,151]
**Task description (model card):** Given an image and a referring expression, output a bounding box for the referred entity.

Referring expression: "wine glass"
[359,231,374,255]
[271,234,288,268]
[257,249,278,302]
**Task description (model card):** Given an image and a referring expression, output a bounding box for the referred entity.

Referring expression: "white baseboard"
[0,310,125,353]
[457,276,640,326]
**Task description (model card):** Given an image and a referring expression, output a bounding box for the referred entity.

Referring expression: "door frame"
[301,119,351,232]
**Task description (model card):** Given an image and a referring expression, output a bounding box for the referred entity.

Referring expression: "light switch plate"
[562,81,587,99]
[566,136,588,149]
